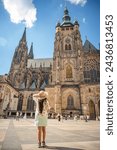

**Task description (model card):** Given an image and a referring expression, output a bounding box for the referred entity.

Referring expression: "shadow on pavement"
[46,146,84,150]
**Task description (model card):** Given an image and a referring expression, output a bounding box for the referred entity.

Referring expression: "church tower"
[52,7,84,84]
[8,28,28,88]
[51,7,84,114]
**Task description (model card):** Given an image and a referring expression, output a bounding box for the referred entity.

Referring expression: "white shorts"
[35,115,47,127]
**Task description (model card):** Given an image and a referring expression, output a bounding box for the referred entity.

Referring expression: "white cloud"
[83,17,86,23]
[2,0,37,28]
[0,37,7,47]
[66,0,87,6]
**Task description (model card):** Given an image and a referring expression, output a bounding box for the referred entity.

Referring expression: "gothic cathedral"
[0,8,100,119]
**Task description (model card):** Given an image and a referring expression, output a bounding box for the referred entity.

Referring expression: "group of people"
[16,112,27,120]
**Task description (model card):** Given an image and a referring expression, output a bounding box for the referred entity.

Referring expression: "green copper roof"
[61,7,73,27]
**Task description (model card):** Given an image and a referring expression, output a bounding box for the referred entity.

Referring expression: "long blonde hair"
[38,98,47,113]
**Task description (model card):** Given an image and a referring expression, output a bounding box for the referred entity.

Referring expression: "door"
[89,100,96,120]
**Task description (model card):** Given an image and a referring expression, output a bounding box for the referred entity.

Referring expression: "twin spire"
[20,27,26,43]
[20,27,34,59]
[19,7,78,59]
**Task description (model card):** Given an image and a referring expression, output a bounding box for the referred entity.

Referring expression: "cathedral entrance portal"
[88,100,96,120]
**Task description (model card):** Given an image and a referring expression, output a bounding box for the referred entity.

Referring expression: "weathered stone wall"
[80,84,100,116]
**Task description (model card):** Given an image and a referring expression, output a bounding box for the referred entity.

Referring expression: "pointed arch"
[88,100,96,120]
[66,65,73,78]
[65,44,68,50]
[84,59,100,83]
[27,95,34,111]
[69,44,71,50]
[67,95,74,109]
[17,94,23,111]
[64,36,72,51]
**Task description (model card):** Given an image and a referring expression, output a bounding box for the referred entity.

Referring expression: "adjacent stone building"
[0,75,18,117]
[0,8,100,119]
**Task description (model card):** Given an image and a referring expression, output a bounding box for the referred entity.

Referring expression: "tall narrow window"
[69,44,71,50]
[66,65,72,78]
[17,94,23,111]
[67,95,74,109]
[90,69,96,82]
[27,95,34,111]
[65,44,68,50]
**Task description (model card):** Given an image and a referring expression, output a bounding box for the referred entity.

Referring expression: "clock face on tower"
[65,37,70,44]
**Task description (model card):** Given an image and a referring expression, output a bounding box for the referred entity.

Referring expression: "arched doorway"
[88,100,96,120]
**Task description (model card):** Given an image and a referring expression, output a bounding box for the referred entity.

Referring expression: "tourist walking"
[16,112,19,121]
[33,90,50,148]
[57,113,61,122]
[74,115,78,122]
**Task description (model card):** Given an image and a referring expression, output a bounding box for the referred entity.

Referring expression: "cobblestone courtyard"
[0,119,100,150]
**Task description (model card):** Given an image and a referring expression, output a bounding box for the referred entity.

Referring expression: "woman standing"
[33,90,50,148]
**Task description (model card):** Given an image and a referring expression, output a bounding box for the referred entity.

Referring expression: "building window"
[66,65,73,78]
[65,37,72,51]
[89,88,91,92]
[17,94,23,111]
[69,44,71,50]
[84,68,100,83]
[84,71,90,83]
[27,95,34,111]
[67,95,74,109]
[65,44,68,50]
[65,44,72,50]
[90,69,97,82]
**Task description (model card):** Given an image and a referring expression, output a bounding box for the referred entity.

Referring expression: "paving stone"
[0,119,100,150]
[1,120,22,150]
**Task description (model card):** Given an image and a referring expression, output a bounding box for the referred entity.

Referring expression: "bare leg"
[42,127,46,147]
[38,127,42,143]
[42,127,46,142]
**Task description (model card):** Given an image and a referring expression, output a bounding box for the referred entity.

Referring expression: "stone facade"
[0,75,18,117]
[0,8,100,119]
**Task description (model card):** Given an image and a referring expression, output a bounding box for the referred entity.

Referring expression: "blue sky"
[0,0,100,75]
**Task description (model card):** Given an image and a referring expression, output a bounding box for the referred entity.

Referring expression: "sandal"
[38,142,41,148]
[42,141,47,148]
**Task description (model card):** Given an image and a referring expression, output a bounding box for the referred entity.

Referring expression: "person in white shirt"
[33,90,50,148]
